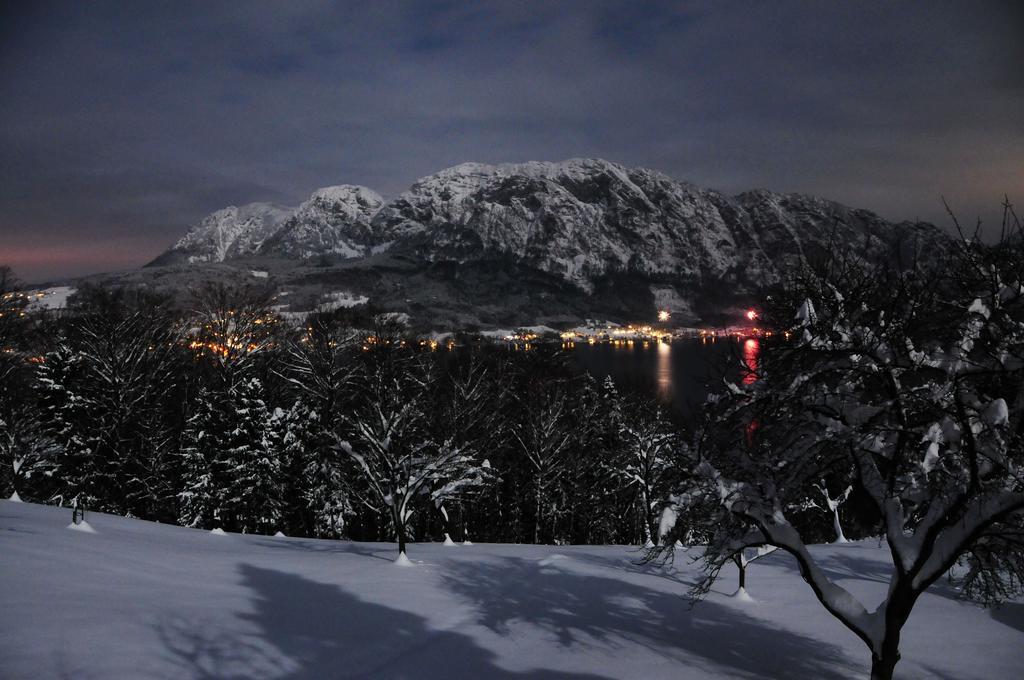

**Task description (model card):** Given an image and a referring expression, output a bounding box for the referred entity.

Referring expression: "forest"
[2,224,1023,679]
[0,270,696,549]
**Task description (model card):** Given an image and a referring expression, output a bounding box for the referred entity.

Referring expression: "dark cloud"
[0,0,1021,282]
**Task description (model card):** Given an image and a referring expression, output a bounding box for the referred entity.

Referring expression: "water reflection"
[656,341,672,398]
[742,338,760,385]
[567,336,763,415]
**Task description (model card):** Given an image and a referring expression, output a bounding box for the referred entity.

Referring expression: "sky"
[1,1,1022,283]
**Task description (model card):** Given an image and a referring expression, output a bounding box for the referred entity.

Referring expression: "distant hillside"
[141,158,947,328]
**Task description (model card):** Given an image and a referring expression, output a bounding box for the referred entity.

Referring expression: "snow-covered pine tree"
[283,401,350,538]
[219,380,283,534]
[276,313,360,537]
[177,387,219,528]
[178,379,284,533]
[179,284,283,533]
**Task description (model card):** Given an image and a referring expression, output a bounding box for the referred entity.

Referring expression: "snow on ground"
[24,286,76,311]
[1,501,1021,679]
[479,325,559,339]
[250,270,269,278]
[319,290,369,311]
[380,311,410,326]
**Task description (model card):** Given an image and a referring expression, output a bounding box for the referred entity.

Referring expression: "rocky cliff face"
[259,185,385,260]
[149,159,944,308]
[372,159,940,291]
[148,202,292,266]
[150,185,383,266]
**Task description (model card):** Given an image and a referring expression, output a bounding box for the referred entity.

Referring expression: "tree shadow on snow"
[811,550,965,602]
[154,564,609,680]
[248,537,397,563]
[567,547,703,589]
[990,601,1024,634]
[440,555,860,679]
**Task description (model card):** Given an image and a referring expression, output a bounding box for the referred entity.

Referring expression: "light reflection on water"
[656,341,672,398]
[742,338,760,385]
[567,337,760,414]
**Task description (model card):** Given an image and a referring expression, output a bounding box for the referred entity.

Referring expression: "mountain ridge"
[144,158,947,326]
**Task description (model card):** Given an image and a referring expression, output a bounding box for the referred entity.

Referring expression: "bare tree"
[427,356,506,542]
[612,401,676,546]
[811,479,852,543]
[40,286,183,515]
[511,385,573,544]
[667,231,1024,680]
[338,353,494,561]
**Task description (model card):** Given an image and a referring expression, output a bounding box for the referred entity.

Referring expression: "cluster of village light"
[1,291,47,302]
[696,309,787,342]
[0,290,44,318]
[5,301,781,363]
[417,338,456,351]
[185,312,280,358]
[187,306,779,357]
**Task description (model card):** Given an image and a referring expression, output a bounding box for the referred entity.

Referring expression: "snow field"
[1,500,1021,679]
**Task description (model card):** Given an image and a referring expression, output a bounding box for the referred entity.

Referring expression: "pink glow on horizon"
[1,236,170,282]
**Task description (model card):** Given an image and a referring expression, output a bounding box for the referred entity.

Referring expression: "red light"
[746,310,757,321]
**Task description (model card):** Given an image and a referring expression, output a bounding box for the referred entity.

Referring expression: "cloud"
[0,1,1021,281]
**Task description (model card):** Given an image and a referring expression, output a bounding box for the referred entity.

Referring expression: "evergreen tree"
[276,313,360,537]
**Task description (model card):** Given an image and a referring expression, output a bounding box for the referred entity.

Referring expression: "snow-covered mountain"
[148,202,293,266]
[148,159,945,313]
[150,185,385,266]
[376,159,940,291]
[259,185,385,259]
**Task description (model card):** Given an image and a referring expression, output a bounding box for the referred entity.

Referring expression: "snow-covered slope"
[150,185,386,265]
[144,159,946,323]
[150,160,944,295]
[376,158,942,291]
[150,202,293,265]
[259,185,385,259]
[2,500,1020,679]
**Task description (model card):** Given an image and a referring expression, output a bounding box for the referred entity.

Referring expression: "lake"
[565,336,761,416]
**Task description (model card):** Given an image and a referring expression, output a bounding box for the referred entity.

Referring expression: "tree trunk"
[833,508,848,543]
[870,649,899,680]
[640,488,653,545]
[871,590,912,680]
[734,554,746,590]
[393,505,407,555]
[534,479,543,544]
